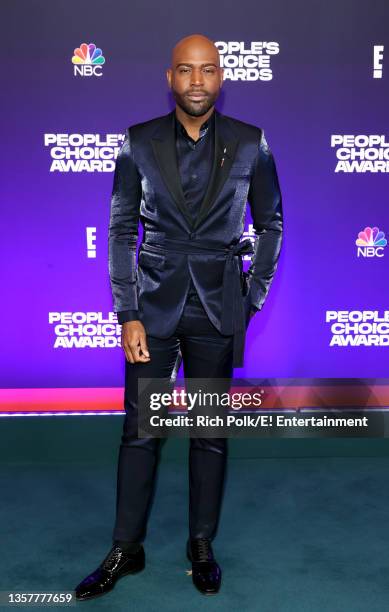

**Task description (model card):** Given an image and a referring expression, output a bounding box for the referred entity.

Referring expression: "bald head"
[171,34,220,69]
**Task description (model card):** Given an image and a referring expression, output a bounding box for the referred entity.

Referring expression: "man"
[75,33,283,599]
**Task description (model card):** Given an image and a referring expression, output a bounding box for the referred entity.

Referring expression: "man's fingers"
[139,334,150,359]
[122,336,135,363]
[130,334,150,362]
[130,338,143,362]
[121,322,150,363]
[121,326,135,363]
[132,335,150,362]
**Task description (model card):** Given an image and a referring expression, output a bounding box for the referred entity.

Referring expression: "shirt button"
[191,174,197,180]
[189,232,196,240]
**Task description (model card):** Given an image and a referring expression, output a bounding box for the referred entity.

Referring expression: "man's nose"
[191,69,204,85]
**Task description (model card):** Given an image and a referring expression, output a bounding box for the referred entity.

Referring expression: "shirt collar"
[175,108,215,141]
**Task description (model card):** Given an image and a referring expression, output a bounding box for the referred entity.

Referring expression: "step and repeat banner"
[1,0,388,414]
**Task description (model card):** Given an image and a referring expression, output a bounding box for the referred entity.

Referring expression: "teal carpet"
[2,454,389,611]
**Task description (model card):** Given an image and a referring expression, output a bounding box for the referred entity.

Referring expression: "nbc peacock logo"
[356,226,387,258]
[72,43,105,77]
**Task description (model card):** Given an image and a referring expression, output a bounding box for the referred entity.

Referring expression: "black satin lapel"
[193,112,239,230]
[151,112,194,229]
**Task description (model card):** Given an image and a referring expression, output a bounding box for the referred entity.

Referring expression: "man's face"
[167,46,223,117]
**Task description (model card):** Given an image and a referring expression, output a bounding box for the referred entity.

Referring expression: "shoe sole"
[75,562,145,601]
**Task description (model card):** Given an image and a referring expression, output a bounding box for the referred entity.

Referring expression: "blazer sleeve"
[245,128,283,313]
[108,128,142,320]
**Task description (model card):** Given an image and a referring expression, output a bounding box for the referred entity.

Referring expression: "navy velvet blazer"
[108,108,283,367]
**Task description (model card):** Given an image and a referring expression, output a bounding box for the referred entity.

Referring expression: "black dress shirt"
[174,109,215,299]
[117,109,215,323]
[174,109,214,227]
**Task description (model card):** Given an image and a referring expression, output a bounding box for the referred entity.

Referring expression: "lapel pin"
[220,147,227,167]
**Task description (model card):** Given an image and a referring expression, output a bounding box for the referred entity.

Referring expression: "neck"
[175,106,214,139]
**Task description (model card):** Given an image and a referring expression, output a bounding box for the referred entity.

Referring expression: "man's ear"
[219,67,224,87]
[166,68,172,88]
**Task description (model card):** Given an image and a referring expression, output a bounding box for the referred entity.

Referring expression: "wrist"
[117,310,139,324]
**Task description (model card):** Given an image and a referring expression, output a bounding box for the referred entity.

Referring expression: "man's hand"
[121,321,150,363]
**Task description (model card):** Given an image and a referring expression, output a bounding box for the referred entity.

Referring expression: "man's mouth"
[187,92,207,101]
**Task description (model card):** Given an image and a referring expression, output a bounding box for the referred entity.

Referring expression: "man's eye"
[179,68,215,73]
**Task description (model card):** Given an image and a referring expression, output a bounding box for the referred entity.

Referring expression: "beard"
[172,88,219,117]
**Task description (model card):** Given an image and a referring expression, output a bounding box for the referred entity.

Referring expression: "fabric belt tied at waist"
[141,236,254,368]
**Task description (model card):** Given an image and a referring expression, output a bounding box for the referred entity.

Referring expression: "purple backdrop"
[1,0,388,400]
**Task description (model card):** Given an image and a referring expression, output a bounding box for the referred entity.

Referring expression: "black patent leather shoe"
[74,543,145,601]
[186,538,221,595]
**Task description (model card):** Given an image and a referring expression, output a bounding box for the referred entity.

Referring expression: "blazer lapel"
[150,108,239,231]
[151,110,194,229]
[194,109,239,229]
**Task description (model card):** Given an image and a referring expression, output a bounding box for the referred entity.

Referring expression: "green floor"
[2,417,389,611]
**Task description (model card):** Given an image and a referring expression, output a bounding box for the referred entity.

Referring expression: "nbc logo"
[72,43,105,77]
[356,226,387,257]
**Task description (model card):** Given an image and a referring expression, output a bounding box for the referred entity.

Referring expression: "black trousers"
[112,285,234,543]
